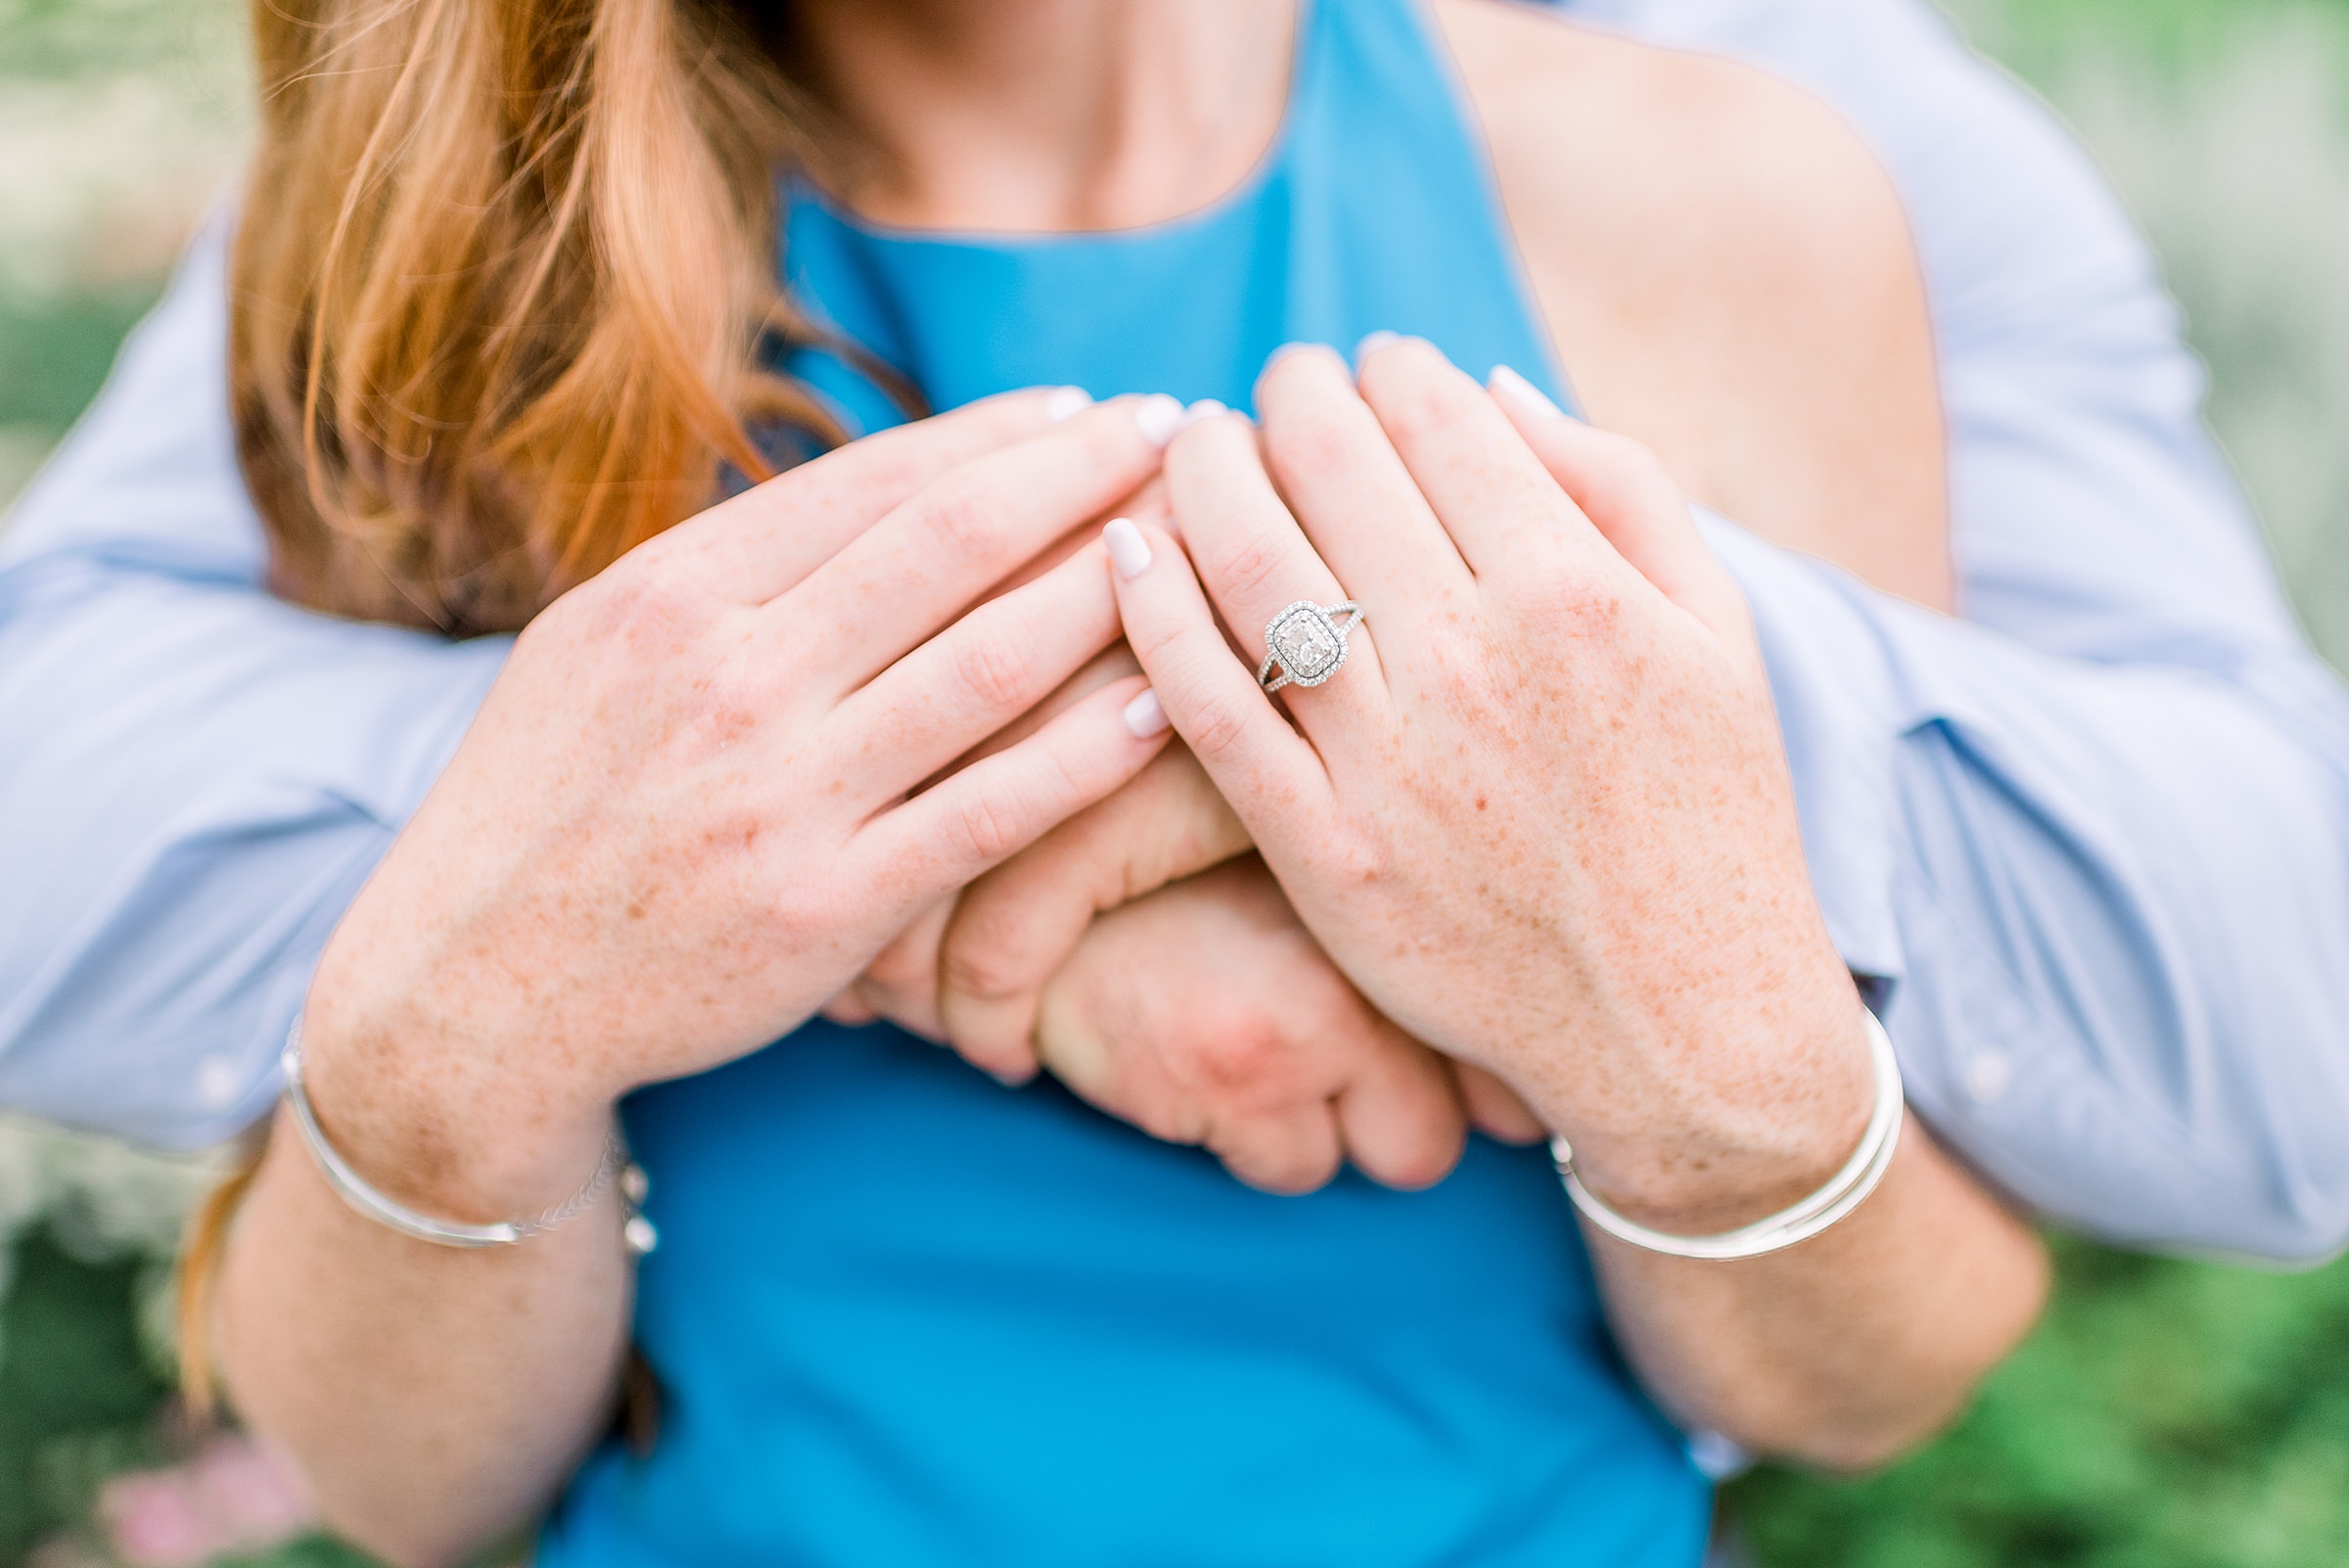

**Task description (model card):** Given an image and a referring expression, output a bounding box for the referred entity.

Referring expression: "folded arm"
[0,221,503,1146]
[1721,516,2349,1262]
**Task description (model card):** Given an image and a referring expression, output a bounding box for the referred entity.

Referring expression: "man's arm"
[0,218,505,1147]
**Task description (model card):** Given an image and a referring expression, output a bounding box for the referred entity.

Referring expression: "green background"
[2,0,2346,1563]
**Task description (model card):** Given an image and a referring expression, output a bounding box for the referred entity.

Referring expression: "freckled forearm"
[1586,1122,2048,1469]
[217,1113,633,1568]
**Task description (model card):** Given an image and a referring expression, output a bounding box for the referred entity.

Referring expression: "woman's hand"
[298,391,1181,1226]
[1111,342,1868,1227]
[219,392,1188,1567]
[1106,342,2047,1465]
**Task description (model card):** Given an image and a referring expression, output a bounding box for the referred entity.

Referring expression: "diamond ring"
[1258,599,1365,694]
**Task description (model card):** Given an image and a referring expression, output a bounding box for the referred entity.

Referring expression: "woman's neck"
[788,0,1299,233]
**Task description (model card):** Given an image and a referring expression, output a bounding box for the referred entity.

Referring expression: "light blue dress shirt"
[2,0,2346,1262]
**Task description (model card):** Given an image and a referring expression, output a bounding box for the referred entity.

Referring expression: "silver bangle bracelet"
[280,1019,656,1255]
[1550,1007,1905,1262]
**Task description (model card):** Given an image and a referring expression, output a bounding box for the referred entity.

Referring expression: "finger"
[1355,336,1606,579]
[1029,975,1342,1195]
[820,990,880,1027]
[1489,369,1755,646]
[643,386,1094,604]
[1104,518,1334,832]
[830,542,1125,798]
[852,674,1173,900]
[1160,412,1396,743]
[780,394,1184,702]
[1252,344,1475,622]
[1331,1025,1469,1191]
[851,897,957,1046]
[939,749,1250,1081]
[1452,1062,1549,1145]
[927,643,1142,784]
[1207,1100,1347,1197]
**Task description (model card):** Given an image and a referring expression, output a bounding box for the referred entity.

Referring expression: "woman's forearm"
[218,1103,632,1568]
[1587,1119,2048,1470]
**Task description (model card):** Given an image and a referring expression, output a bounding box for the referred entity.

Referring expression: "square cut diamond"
[1269,604,1345,683]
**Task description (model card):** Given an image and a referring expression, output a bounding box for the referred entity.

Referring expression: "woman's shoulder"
[1434,0,1913,309]
[1431,0,1950,607]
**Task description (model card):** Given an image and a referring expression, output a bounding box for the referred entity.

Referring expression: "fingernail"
[1267,341,1340,370]
[1180,397,1227,428]
[1123,688,1171,738]
[1044,386,1092,423]
[1355,330,1402,365]
[1103,517,1153,579]
[1132,393,1185,448]
[1491,364,1567,419]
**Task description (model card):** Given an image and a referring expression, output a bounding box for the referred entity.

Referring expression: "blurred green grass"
[3,1,2347,1565]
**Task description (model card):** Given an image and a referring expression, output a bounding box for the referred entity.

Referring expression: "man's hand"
[827,739,1247,1049]
[833,742,1545,1189]
[1032,857,1471,1194]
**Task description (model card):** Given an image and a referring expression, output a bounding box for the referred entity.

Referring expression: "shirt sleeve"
[1585,0,2349,1261]
[0,216,508,1149]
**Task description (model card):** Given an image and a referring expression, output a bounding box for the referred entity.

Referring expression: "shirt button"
[196,1054,242,1110]
[1963,1047,2014,1105]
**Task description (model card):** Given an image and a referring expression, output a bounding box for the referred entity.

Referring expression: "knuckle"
[1190,1014,1307,1104]
[1320,829,1389,893]
[571,556,693,643]
[1174,681,1252,764]
[951,622,1038,713]
[1526,576,1631,643]
[940,920,1040,1005]
[862,936,929,997]
[1210,529,1290,607]
[951,783,1036,864]
[918,478,1012,568]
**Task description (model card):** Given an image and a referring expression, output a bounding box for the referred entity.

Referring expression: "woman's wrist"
[1531,992,1880,1236]
[294,985,623,1231]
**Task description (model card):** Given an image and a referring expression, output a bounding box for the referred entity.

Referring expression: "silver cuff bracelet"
[1550,1007,1905,1262]
[281,1018,656,1255]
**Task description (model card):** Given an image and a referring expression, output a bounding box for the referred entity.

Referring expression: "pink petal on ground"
[189,1434,315,1544]
[97,1474,216,1568]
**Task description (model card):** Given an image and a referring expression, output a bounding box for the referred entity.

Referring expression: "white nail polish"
[1491,364,1567,419]
[1356,330,1402,363]
[1102,517,1153,579]
[1123,688,1170,739]
[1180,398,1228,428]
[1132,393,1186,448]
[1266,341,1341,374]
[1045,385,1093,423]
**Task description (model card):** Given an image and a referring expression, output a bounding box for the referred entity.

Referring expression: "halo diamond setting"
[1258,600,1364,694]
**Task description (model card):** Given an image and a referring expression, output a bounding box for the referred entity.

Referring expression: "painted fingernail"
[1181,397,1228,428]
[1491,364,1568,420]
[1132,393,1185,448]
[1267,341,1341,370]
[1103,517,1153,579]
[1044,385,1093,423]
[1356,330,1402,364]
[1123,688,1171,739]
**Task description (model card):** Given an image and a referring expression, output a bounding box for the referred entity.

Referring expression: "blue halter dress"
[538,2,1710,1562]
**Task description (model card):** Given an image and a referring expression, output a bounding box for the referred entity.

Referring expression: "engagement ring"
[1258,600,1364,694]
